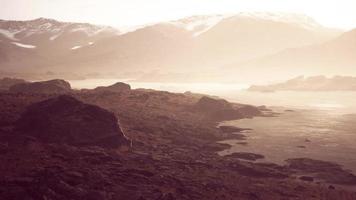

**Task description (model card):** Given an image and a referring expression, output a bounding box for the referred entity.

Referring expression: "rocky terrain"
[15,95,131,148]
[0,79,356,199]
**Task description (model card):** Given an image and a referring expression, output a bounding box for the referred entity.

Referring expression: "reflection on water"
[219,109,356,173]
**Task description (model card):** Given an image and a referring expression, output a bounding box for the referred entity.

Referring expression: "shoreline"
[1,88,356,198]
[216,111,356,191]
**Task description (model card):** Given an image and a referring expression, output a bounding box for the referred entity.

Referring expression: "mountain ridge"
[0,13,347,81]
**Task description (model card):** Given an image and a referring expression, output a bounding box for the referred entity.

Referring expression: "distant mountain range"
[0,12,353,82]
[248,75,356,92]
[227,28,356,81]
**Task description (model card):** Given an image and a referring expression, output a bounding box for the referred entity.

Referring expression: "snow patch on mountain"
[67,23,120,36]
[71,45,82,50]
[0,29,20,40]
[166,12,326,37]
[49,33,61,41]
[0,18,120,41]
[237,12,323,30]
[12,42,36,48]
[170,15,230,37]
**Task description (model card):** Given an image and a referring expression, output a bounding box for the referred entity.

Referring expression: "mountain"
[0,18,120,72]
[226,28,356,82]
[0,13,343,80]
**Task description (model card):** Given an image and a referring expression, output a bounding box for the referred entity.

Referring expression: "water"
[69,79,356,111]
[69,79,356,172]
[219,109,356,173]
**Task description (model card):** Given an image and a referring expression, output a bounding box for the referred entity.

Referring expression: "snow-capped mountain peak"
[0,18,120,41]
[169,15,231,37]
[165,12,325,37]
[236,12,323,30]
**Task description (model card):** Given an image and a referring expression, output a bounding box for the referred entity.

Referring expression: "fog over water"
[70,79,356,112]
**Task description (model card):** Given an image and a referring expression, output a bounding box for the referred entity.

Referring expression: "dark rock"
[94,82,131,93]
[9,79,72,94]
[227,133,247,140]
[286,158,356,185]
[219,126,250,133]
[195,96,232,111]
[299,176,314,182]
[236,142,248,145]
[193,96,260,120]
[224,152,265,161]
[15,95,131,148]
[328,185,336,190]
[227,162,288,179]
[297,145,306,148]
[286,158,341,173]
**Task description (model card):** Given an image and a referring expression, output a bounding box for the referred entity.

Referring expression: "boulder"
[193,96,260,120]
[224,152,265,161]
[94,82,131,93]
[195,96,232,111]
[15,95,131,148]
[9,79,72,94]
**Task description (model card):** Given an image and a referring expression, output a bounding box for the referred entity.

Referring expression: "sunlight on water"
[69,79,356,112]
[69,79,250,94]
[310,103,345,109]
[69,79,132,89]
[219,109,356,173]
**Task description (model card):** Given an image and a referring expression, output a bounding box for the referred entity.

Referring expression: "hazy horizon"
[1,0,356,30]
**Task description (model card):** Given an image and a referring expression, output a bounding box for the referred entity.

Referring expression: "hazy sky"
[0,0,355,29]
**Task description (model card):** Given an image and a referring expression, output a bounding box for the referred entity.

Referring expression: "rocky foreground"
[0,79,356,200]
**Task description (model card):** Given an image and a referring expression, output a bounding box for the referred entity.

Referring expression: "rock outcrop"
[195,96,233,111]
[14,95,131,148]
[9,79,72,94]
[193,96,261,120]
[94,82,131,93]
[0,77,27,91]
[224,152,265,161]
